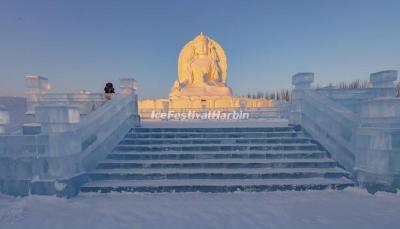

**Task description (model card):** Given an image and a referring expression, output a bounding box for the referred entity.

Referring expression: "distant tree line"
[316,80,370,89]
[317,79,400,97]
[240,89,291,102]
[239,80,400,102]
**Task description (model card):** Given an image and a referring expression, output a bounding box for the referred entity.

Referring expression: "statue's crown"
[194,32,208,42]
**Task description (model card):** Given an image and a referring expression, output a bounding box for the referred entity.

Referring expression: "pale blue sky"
[0,0,399,99]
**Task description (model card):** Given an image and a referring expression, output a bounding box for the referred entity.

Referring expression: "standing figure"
[104,82,115,100]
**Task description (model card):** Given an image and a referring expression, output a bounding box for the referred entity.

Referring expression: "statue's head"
[178,33,227,86]
[193,33,209,56]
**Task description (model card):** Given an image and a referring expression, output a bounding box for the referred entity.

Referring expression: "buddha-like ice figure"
[139,33,273,113]
[170,33,232,97]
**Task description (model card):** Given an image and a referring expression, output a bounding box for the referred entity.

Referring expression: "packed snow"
[1,188,399,229]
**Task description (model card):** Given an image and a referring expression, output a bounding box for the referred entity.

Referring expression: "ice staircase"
[80,126,354,193]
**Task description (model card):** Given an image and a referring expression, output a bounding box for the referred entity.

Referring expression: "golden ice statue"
[138,33,272,114]
[170,33,232,97]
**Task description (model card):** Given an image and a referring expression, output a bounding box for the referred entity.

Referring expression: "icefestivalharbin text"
[150,110,250,120]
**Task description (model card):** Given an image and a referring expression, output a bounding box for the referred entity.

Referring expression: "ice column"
[0,105,10,134]
[25,75,51,120]
[290,72,314,124]
[119,78,138,95]
[355,70,400,191]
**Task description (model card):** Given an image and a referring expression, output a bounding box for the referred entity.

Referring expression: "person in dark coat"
[104,82,115,100]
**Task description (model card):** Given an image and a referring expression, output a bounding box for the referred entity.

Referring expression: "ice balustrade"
[24,75,122,118]
[37,93,106,114]
[0,95,138,158]
[295,88,358,170]
[316,88,396,115]
[291,71,400,191]
[0,78,139,196]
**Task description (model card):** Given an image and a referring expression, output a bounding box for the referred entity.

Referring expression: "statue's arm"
[210,60,222,83]
[186,62,193,85]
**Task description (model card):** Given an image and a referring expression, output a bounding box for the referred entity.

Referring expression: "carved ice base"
[171,85,233,97]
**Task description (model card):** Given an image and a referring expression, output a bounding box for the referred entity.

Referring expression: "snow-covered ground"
[1,188,399,229]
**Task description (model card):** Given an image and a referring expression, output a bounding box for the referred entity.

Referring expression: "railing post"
[290,72,314,124]
[0,105,10,134]
[370,70,397,97]
[25,75,51,122]
[119,78,138,95]
[119,78,140,125]
[355,70,400,192]
[370,70,397,88]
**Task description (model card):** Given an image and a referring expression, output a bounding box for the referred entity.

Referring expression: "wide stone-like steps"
[80,126,354,193]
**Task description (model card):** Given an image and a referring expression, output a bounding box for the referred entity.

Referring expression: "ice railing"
[0,77,139,159]
[32,93,107,116]
[300,89,359,169]
[290,71,399,173]
[25,76,137,117]
[47,93,138,157]
[38,93,105,102]
[0,78,140,194]
[0,93,138,157]
[316,87,396,115]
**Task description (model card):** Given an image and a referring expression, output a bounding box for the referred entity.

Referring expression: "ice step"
[114,143,320,152]
[119,137,316,145]
[107,150,327,160]
[80,177,354,193]
[97,158,338,169]
[88,167,349,180]
[130,127,298,133]
[101,158,334,164]
[125,131,305,139]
